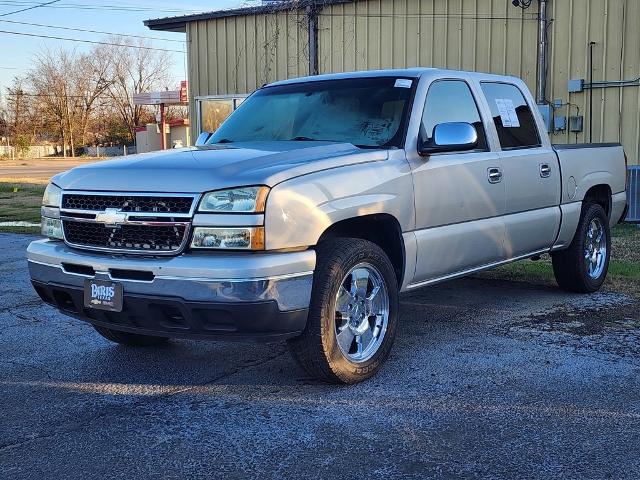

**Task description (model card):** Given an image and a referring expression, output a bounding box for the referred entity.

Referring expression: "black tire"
[552,202,611,293]
[287,238,399,384]
[93,325,169,346]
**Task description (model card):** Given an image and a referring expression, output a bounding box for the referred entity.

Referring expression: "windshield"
[208,77,415,148]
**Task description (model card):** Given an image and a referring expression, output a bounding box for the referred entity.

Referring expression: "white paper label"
[394,79,413,88]
[495,98,520,128]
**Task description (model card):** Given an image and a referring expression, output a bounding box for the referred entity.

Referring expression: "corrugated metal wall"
[186,11,308,126]
[185,0,640,164]
[318,0,538,89]
[548,0,640,163]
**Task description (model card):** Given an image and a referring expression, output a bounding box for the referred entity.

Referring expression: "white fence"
[0,145,136,158]
[0,145,57,158]
[82,146,136,157]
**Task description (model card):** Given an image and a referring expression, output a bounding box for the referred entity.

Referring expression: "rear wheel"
[552,202,611,293]
[93,325,169,346]
[287,238,399,384]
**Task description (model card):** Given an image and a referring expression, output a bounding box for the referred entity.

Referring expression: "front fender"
[264,156,415,250]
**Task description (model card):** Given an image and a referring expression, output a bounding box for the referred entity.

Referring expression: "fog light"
[190,227,264,250]
[41,217,63,240]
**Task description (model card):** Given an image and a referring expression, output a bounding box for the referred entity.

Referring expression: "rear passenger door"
[409,79,506,284]
[480,82,561,258]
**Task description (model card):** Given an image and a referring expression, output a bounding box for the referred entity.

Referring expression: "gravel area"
[2,233,640,479]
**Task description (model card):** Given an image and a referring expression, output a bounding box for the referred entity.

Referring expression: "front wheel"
[552,202,611,293]
[287,238,399,384]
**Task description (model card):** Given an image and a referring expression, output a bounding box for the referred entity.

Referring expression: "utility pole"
[536,0,548,104]
[306,1,319,76]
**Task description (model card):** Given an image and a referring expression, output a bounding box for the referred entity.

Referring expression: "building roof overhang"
[145,0,352,32]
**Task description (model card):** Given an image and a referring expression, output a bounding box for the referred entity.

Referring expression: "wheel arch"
[583,184,612,218]
[316,214,405,287]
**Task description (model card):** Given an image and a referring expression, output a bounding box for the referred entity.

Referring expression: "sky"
[0,0,257,97]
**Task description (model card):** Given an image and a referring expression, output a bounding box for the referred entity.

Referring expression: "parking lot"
[2,233,640,479]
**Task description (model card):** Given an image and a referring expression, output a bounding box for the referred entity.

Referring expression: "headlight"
[42,183,62,207]
[41,183,63,239]
[190,227,264,250]
[198,186,269,213]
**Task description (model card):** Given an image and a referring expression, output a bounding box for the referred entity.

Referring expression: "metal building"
[146,0,640,166]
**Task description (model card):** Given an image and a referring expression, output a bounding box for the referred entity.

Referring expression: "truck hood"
[52,141,388,193]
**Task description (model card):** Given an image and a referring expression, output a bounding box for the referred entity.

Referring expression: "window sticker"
[394,79,413,88]
[495,98,520,128]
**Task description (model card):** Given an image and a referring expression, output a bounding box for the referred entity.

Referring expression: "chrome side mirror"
[418,122,478,155]
[195,132,213,146]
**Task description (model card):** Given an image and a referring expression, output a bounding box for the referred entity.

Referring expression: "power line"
[0,29,186,53]
[0,1,200,14]
[0,18,186,42]
[0,0,60,17]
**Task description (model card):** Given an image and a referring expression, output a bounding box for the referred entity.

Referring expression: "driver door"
[407,79,506,284]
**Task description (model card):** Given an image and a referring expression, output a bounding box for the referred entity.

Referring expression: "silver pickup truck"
[28,68,628,383]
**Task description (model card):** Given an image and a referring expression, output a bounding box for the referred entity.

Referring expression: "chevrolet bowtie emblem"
[95,208,128,226]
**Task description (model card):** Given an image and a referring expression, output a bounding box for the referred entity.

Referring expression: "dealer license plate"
[84,279,123,312]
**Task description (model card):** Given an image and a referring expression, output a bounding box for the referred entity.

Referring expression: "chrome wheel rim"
[584,218,607,279]
[334,262,389,363]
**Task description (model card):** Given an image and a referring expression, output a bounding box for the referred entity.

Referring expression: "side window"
[421,80,487,151]
[480,82,541,149]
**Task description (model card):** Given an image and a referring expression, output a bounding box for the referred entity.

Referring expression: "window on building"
[480,82,541,149]
[421,80,488,151]
[198,97,247,133]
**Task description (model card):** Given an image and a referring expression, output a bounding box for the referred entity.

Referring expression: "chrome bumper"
[27,240,315,312]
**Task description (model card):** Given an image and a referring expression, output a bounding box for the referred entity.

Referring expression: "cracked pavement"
[1,233,640,479]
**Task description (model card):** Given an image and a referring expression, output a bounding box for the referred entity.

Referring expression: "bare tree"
[29,48,112,157]
[102,37,174,143]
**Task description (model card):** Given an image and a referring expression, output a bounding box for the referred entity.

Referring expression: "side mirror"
[418,122,478,155]
[195,132,213,146]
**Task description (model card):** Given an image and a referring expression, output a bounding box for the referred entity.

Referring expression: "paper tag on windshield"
[495,98,520,128]
[394,79,413,88]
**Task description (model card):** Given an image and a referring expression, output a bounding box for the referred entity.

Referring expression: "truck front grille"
[59,192,198,255]
[63,220,188,253]
[62,194,194,214]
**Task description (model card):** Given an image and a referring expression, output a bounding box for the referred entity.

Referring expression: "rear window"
[480,82,541,149]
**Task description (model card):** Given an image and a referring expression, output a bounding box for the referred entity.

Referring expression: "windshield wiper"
[289,137,382,149]
[353,144,383,149]
[289,136,322,142]
[214,138,234,144]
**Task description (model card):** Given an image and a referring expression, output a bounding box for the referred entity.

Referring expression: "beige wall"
[548,0,640,161]
[186,10,309,134]
[170,125,190,149]
[186,0,640,164]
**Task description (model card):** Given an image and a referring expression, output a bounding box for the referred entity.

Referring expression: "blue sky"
[0,0,255,94]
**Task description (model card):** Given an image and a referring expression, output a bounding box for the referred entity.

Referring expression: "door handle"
[487,167,502,184]
[540,163,551,178]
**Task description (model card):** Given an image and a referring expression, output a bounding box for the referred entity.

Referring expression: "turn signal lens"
[190,227,265,250]
[41,217,63,240]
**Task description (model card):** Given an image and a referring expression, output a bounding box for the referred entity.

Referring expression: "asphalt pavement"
[1,233,640,479]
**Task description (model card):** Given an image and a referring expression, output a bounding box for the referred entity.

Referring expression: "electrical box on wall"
[568,79,584,93]
[537,104,553,132]
[569,115,584,132]
[554,115,566,132]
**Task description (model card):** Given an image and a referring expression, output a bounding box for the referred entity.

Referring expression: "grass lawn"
[0,182,45,234]
[477,223,640,294]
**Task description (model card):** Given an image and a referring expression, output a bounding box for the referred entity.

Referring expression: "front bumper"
[27,240,315,341]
